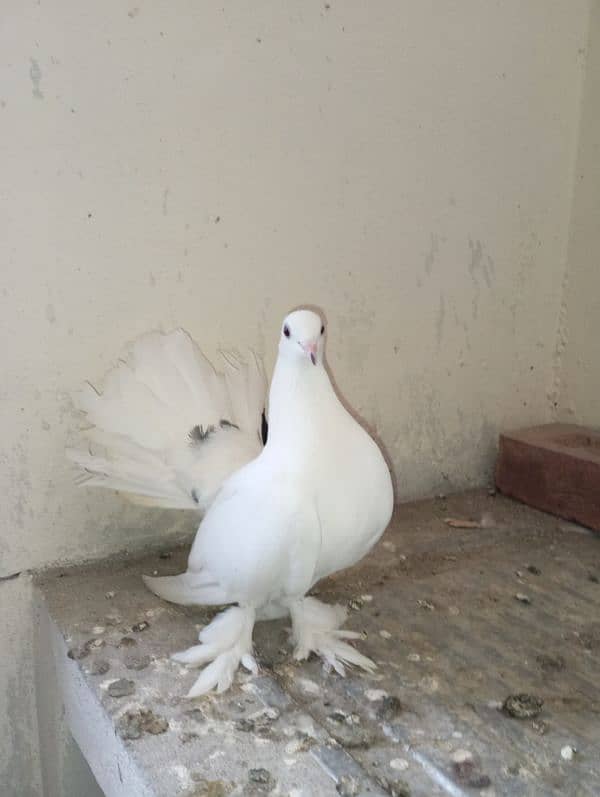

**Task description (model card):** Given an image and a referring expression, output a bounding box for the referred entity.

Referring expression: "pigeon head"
[279,309,325,367]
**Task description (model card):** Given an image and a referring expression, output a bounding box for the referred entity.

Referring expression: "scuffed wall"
[558,1,600,425]
[0,1,590,579]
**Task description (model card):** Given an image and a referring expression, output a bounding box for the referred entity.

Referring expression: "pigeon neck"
[266,354,331,447]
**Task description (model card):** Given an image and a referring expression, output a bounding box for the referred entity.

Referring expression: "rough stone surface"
[36,491,600,796]
[118,636,137,648]
[117,709,169,740]
[88,659,110,676]
[124,654,151,671]
[107,678,135,698]
[336,775,360,796]
[247,768,275,792]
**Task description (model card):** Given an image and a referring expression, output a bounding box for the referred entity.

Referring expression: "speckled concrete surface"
[36,491,600,796]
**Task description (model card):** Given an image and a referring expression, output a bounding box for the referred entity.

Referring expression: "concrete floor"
[36,490,600,796]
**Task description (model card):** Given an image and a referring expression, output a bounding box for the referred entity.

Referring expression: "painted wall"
[558,1,600,425]
[0,2,595,793]
[1,1,590,580]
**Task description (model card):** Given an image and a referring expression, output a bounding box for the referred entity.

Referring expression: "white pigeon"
[70,309,394,696]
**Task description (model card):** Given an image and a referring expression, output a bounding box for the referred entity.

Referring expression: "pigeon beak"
[302,341,318,366]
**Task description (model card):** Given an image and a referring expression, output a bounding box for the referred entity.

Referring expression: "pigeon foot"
[171,605,257,696]
[288,596,376,677]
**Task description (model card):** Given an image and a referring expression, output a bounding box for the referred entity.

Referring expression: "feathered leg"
[288,596,376,676]
[172,605,257,697]
[256,601,288,621]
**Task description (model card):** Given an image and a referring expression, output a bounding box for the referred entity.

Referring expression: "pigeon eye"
[283,325,290,338]
[320,325,325,335]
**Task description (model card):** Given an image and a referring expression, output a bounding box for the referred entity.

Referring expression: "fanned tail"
[68,329,267,511]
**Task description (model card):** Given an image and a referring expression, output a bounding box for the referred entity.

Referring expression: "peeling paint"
[29,58,43,99]
[435,293,445,349]
[549,265,569,416]
[467,238,494,320]
[424,233,439,276]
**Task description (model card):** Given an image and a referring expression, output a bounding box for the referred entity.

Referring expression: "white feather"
[68,329,267,511]
[142,571,228,606]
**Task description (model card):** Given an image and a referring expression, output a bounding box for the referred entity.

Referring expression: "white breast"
[268,364,394,583]
[310,409,393,580]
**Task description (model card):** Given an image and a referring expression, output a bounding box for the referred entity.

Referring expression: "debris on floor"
[514,592,532,604]
[443,512,494,529]
[117,708,169,740]
[502,693,544,719]
[107,678,135,698]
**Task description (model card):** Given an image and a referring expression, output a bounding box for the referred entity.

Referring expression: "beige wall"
[0,3,595,791]
[1,1,590,580]
[558,1,600,425]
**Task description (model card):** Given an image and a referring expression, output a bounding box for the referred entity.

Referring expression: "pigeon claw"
[289,596,376,678]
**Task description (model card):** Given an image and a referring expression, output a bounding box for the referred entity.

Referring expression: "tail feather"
[75,377,169,451]
[67,436,197,509]
[142,571,229,606]
[221,350,266,435]
[161,331,231,421]
[68,328,267,511]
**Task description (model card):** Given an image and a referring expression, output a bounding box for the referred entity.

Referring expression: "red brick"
[495,423,600,531]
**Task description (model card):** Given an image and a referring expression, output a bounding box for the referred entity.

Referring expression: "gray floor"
[37,490,600,796]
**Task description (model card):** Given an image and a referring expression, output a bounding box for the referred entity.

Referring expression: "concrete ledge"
[43,603,154,796]
[36,491,600,796]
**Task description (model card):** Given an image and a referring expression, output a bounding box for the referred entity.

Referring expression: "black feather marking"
[219,419,240,430]
[191,488,200,504]
[189,424,215,443]
[261,409,268,445]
